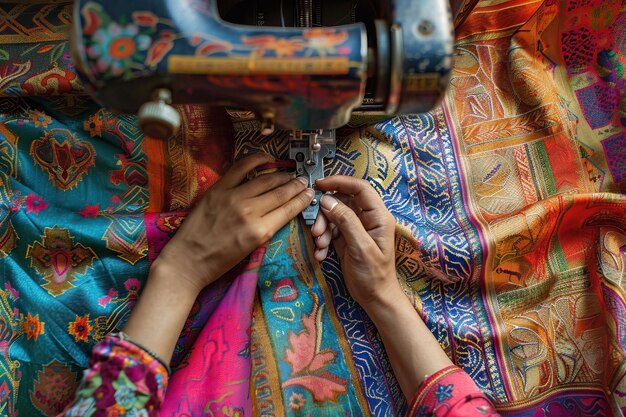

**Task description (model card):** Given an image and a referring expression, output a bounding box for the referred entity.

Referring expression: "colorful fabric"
[1,1,625,417]
[60,335,169,417]
[408,365,500,417]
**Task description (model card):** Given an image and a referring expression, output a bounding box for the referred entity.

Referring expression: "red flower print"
[22,312,45,341]
[68,315,93,342]
[25,193,48,214]
[124,278,141,293]
[78,204,100,218]
[4,282,19,300]
[98,288,118,307]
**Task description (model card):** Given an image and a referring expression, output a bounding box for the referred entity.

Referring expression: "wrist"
[361,284,414,325]
[149,257,204,299]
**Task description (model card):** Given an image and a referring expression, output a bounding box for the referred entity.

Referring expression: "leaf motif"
[282,374,347,402]
[37,44,55,53]
[0,49,9,61]
[50,43,66,64]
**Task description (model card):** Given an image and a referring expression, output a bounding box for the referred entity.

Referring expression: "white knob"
[137,89,181,139]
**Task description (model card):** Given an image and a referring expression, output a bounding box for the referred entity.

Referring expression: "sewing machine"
[71,0,454,224]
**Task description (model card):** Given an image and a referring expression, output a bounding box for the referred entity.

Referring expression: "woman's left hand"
[155,152,314,294]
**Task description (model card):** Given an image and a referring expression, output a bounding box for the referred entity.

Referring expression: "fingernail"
[296,176,308,186]
[321,194,338,211]
[305,188,315,198]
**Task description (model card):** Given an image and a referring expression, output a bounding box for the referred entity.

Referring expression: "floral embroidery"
[22,312,45,341]
[434,383,454,402]
[78,203,100,218]
[288,392,306,409]
[29,109,52,128]
[68,314,93,342]
[84,114,103,138]
[4,282,19,300]
[124,278,141,294]
[281,294,348,402]
[87,23,151,77]
[62,336,168,417]
[156,213,183,234]
[25,193,48,214]
[98,288,119,307]
[242,35,305,57]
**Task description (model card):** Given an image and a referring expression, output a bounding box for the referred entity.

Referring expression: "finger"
[314,246,329,262]
[319,194,371,249]
[253,177,309,215]
[219,153,273,189]
[316,176,383,212]
[262,188,315,230]
[315,225,332,249]
[237,171,292,197]
[311,211,328,237]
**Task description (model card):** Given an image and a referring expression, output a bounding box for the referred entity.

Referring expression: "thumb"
[320,194,370,250]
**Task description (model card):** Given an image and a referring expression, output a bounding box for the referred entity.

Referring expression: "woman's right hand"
[312,176,399,310]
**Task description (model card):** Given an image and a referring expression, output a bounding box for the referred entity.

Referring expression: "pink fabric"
[159,247,265,417]
[408,365,500,417]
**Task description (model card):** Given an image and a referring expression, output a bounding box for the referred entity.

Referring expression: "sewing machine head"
[72,0,454,225]
[71,0,454,138]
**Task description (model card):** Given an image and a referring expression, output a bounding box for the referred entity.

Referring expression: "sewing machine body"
[72,0,454,224]
[72,0,454,131]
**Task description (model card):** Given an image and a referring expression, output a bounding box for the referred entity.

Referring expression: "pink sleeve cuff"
[407,365,500,417]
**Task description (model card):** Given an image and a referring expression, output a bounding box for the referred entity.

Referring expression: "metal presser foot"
[289,129,336,226]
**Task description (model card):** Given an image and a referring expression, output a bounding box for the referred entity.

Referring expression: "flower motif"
[30,110,52,128]
[4,282,19,300]
[87,22,151,76]
[8,191,22,212]
[434,383,454,402]
[288,392,306,410]
[124,278,142,293]
[114,385,137,409]
[63,397,95,416]
[98,288,119,307]
[242,35,304,57]
[68,315,93,343]
[22,312,45,341]
[25,193,48,214]
[78,203,100,218]
[84,114,103,137]
[156,213,183,233]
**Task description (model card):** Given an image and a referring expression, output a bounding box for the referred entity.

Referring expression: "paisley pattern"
[0,1,625,417]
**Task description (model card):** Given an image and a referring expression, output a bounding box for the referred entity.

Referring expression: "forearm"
[364,288,453,400]
[121,259,201,363]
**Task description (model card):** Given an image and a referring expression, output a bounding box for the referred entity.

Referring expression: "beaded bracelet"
[114,331,172,374]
